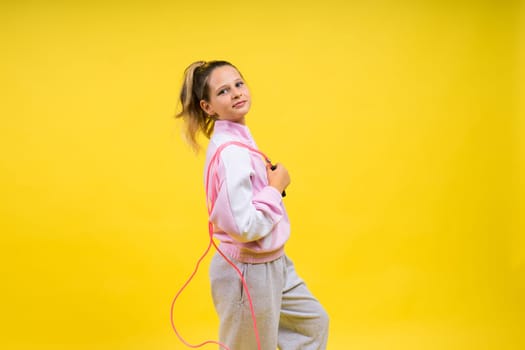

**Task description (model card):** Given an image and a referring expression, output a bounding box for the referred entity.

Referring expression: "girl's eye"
[235,81,244,87]
[218,89,228,95]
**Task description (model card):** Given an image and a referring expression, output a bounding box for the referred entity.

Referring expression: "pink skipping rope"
[170,141,279,350]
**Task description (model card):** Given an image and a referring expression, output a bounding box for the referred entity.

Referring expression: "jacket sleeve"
[209,145,284,242]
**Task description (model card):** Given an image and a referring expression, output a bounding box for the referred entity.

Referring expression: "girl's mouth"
[233,101,247,108]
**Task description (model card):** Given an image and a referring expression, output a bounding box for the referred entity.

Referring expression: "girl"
[176,60,329,350]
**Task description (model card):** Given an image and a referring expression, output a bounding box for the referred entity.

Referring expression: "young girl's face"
[200,65,251,125]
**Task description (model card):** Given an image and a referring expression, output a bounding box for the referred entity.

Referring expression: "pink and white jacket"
[204,120,290,264]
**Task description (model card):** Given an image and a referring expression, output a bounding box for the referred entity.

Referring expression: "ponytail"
[175,60,237,152]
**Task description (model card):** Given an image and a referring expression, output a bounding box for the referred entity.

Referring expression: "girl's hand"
[267,163,290,194]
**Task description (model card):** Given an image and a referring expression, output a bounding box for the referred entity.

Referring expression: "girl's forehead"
[208,65,242,87]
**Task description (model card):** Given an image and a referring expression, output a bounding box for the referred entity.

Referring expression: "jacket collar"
[214,120,255,145]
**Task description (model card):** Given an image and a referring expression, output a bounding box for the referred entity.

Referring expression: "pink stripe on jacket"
[204,120,290,263]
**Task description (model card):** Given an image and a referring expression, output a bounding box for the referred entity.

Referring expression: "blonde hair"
[175,60,238,152]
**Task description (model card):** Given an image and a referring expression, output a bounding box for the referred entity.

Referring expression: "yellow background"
[1,1,524,349]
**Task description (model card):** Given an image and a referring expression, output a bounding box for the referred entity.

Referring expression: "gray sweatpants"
[209,253,329,350]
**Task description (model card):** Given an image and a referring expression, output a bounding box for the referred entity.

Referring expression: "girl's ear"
[200,100,214,116]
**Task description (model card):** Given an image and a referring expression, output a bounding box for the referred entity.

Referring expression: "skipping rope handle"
[268,163,286,197]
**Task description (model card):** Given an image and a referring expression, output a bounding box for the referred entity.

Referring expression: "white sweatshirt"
[204,120,290,263]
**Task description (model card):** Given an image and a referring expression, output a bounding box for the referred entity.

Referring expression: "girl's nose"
[232,88,243,98]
